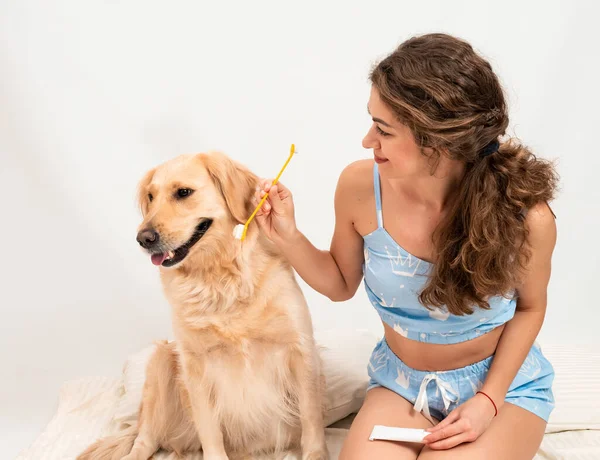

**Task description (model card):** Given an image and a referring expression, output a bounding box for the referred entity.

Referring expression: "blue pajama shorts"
[367,338,555,422]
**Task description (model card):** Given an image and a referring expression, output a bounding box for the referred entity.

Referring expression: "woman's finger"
[253,192,266,216]
[426,431,475,450]
[423,420,464,444]
[254,208,271,233]
[267,185,284,212]
[260,178,272,192]
[427,410,460,432]
[273,181,291,198]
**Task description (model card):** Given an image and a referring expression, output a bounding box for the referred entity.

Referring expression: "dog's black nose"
[137,229,159,249]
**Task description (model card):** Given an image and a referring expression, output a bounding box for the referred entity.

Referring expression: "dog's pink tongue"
[151,253,167,266]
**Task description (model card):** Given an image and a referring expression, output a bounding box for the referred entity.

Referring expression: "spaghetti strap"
[373,163,384,228]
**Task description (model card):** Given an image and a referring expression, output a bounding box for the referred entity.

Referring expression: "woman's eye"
[177,188,194,199]
[376,125,391,137]
[148,193,153,202]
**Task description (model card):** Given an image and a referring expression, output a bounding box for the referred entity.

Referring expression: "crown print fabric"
[362,163,517,345]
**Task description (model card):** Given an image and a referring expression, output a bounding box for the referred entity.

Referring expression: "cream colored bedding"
[16,376,600,460]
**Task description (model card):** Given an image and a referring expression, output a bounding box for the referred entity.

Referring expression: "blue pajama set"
[363,164,555,423]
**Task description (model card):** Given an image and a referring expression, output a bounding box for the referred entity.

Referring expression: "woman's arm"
[255,163,365,301]
[424,202,557,449]
[479,202,557,407]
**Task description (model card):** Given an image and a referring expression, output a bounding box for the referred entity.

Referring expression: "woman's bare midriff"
[383,322,505,371]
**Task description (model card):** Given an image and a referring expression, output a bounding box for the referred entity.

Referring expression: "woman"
[255,33,557,459]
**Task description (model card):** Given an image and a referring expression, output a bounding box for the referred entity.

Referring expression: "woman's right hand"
[253,179,298,244]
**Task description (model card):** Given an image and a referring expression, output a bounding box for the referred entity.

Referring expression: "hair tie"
[480,140,500,158]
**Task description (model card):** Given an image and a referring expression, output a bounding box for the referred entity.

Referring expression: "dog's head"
[136,152,257,268]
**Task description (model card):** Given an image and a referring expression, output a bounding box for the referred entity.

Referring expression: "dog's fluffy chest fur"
[159,258,310,449]
[162,255,302,350]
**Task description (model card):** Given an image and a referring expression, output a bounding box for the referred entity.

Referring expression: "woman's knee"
[339,387,432,460]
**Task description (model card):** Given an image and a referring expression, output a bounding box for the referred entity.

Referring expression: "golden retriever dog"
[78,152,328,460]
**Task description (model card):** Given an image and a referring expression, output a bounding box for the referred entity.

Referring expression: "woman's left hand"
[422,392,497,450]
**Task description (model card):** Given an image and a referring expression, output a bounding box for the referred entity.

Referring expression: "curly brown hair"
[370,33,558,315]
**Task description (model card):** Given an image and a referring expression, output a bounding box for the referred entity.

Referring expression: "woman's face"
[362,86,430,179]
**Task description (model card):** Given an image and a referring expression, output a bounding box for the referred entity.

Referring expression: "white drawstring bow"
[413,373,460,423]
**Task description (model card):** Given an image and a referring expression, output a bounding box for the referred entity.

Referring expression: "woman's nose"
[362,124,380,150]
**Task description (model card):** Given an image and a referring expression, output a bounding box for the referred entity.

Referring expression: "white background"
[1,0,598,457]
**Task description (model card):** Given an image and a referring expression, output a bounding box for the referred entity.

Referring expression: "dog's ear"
[136,167,156,215]
[200,152,257,224]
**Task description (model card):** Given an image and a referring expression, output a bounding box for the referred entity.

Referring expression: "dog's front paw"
[203,453,230,460]
[302,447,329,460]
[121,455,145,460]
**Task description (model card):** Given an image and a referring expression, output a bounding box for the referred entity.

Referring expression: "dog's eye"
[176,188,194,199]
[148,193,153,202]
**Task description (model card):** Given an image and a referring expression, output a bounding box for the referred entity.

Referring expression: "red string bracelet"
[477,391,498,417]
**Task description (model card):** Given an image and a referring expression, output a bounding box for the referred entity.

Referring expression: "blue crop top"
[363,164,517,345]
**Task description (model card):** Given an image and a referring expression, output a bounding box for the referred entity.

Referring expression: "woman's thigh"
[418,402,546,460]
[339,387,433,460]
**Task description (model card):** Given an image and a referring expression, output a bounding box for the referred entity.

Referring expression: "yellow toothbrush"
[233,143,297,241]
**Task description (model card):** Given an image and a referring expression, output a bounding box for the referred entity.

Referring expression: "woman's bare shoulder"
[336,159,374,199]
[333,159,375,234]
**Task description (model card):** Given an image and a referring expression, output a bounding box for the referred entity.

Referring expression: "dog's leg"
[164,452,202,460]
[182,365,229,460]
[122,423,158,460]
[188,382,229,460]
[291,346,329,460]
